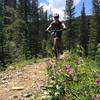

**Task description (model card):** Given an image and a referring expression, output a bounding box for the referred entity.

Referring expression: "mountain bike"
[48,29,63,60]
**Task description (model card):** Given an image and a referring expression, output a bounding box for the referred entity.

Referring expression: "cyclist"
[46,13,66,55]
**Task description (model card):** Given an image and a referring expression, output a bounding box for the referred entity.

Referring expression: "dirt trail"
[0,52,67,100]
[0,61,48,100]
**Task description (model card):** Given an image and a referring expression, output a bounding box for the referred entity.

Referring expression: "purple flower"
[46,60,52,68]
[92,95,96,100]
[54,69,60,75]
[46,60,55,68]
[92,95,100,100]
[65,65,73,75]
[96,80,100,84]
[75,59,81,65]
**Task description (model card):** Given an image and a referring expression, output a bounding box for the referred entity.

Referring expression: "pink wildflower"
[75,59,81,65]
[65,65,74,75]
[92,95,100,100]
[92,95,97,100]
[54,69,60,75]
[46,60,52,68]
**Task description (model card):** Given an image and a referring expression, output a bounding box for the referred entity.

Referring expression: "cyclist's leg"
[56,33,63,54]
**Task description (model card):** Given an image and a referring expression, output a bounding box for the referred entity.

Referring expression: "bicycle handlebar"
[46,28,66,33]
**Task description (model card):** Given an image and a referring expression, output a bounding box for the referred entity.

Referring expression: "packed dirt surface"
[0,61,48,100]
[0,52,67,100]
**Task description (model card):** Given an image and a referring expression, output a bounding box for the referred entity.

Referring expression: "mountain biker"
[46,13,66,54]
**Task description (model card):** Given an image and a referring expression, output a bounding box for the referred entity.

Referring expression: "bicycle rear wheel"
[54,37,60,60]
[55,46,60,60]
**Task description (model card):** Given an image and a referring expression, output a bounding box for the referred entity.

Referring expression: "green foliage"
[89,0,100,58]
[65,0,77,51]
[1,0,100,72]
[0,6,26,67]
[42,52,100,100]
[80,3,89,56]
[0,1,5,67]
[72,44,84,57]
[0,0,49,67]
[95,43,100,65]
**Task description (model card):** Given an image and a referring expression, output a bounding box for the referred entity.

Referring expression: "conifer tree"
[0,0,6,66]
[30,0,39,57]
[18,0,32,59]
[89,0,100,57]
[65,0,76,51]
[80,3,89,56]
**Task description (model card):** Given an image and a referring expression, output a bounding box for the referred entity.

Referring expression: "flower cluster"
[46,59,55,68]
[92,95,100,100]
[65,65,74,75]
[75,59,81,65]
[96,80,100,85]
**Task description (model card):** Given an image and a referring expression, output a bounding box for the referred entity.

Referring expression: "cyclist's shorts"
[51,31,62,39]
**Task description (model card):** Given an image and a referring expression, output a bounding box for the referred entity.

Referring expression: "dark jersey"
[51,21,63,30]
[50,21,63,38]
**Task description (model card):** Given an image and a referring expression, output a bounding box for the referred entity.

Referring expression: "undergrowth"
[39,52,100,100]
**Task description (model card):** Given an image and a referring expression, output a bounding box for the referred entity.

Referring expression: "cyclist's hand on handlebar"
[55,29,65,31]
[45,30,51,34]
[45,28,66,33]
[45,30,49,33]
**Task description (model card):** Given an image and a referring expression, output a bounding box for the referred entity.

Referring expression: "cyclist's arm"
[46,24,52,32]
[61,23,66,30]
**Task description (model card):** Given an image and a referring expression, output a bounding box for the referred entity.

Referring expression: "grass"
[40,52,100,100]
[0,51,100,99]
[0,57,40,72]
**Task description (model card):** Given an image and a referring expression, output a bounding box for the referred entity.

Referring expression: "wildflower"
[75,59,81,65]
[96,80,100,84]
[92,95,100,100]
[46,60,53,68]
[92,95,96,100]
[54,68,60,75]
[65,65,74,75]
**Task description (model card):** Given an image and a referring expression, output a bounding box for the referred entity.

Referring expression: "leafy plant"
[42,52,100,100]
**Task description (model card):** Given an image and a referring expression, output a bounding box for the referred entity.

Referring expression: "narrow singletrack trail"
[0,52,67,100]
[0,61,48,100]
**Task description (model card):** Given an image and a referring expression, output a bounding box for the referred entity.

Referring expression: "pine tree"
[4,0,16,8]
[4,0,16,24]
[0,0,26,67]
[30,0,39,57]
[0,0,6,66]
[89,0,100,57]
[80,3,89,56]
[38,7,49,56]
[39,7,48,40]
[18,0,31,22]
[18,0,32,59]
[3,6,26,63]
[65,0,76,51]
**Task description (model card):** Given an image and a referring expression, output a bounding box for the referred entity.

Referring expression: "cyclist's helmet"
[54,13,59,18]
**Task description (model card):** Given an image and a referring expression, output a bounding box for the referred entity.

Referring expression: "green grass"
[41,52,100,100]
[0,51,100,99]
[0,57,39,72]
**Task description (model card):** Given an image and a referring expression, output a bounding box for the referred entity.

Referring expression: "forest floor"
[0,53,67,100]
